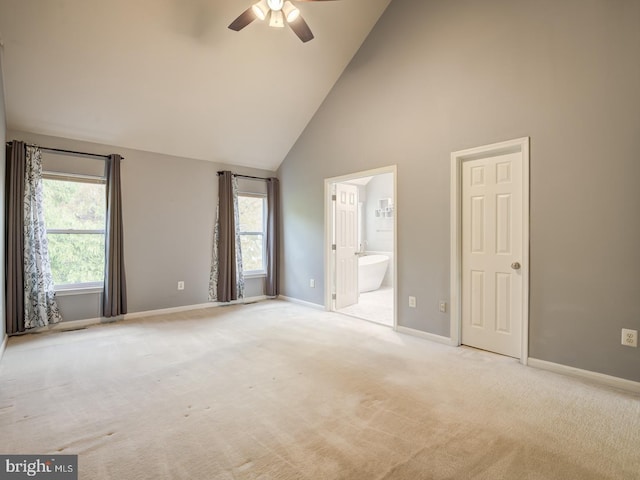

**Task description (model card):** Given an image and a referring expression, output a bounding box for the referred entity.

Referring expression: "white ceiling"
[0,0,390,171]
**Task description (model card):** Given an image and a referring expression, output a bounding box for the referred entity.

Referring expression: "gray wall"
[8,130,274,321]
[278,0,640,382]
[0,46,6,344]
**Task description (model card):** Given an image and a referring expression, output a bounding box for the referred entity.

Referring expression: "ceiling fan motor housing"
[267,0,285,10]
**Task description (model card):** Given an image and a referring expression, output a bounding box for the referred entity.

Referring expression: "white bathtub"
[358,254,390,293]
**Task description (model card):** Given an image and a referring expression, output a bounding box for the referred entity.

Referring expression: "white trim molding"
[395,325,456,346]
[528,358,640,394]
[450,137,530,365]
[55,285,103,296]
[278,295,325,310]
[124,296,269,319]
[324,165,398,328]
[123,302,216,320]
[13,296,270,335]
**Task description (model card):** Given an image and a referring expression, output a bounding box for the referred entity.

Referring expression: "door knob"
[511,262,521,270]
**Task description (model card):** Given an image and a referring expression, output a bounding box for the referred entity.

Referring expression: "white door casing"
[324,165,398,329]
[335,183,358,309]
[450,138,529,363]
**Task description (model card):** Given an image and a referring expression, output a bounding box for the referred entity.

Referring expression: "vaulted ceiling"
[0,0,390,170]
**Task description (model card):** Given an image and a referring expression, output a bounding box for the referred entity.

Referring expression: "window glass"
[240,235,264,272]
[238,194,266,273]
[42,177,106,286]
[46,233,105,285]
[238,196,264,232]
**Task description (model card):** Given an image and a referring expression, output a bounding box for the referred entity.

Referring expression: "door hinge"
[332,293,336,300]
[332,194,336,201]
[331,244,336,251]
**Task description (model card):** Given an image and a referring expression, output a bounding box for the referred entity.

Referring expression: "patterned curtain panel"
[23,146,63,329]
[209,172,244,302]
[232,175,245,299]
[209,205,220,301]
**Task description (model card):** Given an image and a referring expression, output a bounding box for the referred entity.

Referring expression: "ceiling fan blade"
[294,0,339,2]
[288,16,314,42]
[228,7,257,31]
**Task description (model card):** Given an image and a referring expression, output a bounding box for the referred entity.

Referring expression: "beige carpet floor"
[0,300,638,479]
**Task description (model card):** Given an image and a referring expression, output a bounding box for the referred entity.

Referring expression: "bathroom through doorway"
[324,166,397,327]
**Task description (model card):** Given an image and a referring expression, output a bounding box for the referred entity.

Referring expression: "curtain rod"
[217,171,271,181]
[6,141,124,161]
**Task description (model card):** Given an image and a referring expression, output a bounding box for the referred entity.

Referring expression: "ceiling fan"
[228,0,336,43]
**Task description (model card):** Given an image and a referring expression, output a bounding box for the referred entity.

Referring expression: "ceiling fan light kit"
[229,0,337,43]
[251,0,269,20]
[283,1,301,22]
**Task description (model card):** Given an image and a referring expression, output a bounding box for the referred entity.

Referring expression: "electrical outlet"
[309,279,315,288]
[439,301,447,313]
[177,281,185,291]
[408,296,417,308]
[621,329,637,347]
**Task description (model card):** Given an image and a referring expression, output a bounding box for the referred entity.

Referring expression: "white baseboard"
[278,295,325,310]
[6,317,109,335]
[49,316,108,331]
[14,296,270,335]
[122,295,268,319]
[528,357,640,394]
[395,325,456,346]
[0,334,7,361]
[124,302,215,320]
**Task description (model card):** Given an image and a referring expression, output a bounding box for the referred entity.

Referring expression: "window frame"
[42,171,107,293]
[237,192,267,277]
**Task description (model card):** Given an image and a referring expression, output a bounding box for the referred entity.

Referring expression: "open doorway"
[324,166,397,327]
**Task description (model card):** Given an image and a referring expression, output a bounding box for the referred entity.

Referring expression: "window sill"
[244,272,267,279]
[55,285,103,296]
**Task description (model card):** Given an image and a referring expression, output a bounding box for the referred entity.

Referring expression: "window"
[42,174,106,289]
[238,194,267,274]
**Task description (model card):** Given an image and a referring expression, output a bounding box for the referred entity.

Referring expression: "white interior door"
[335,183,358,309]
[462,152,523,358]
